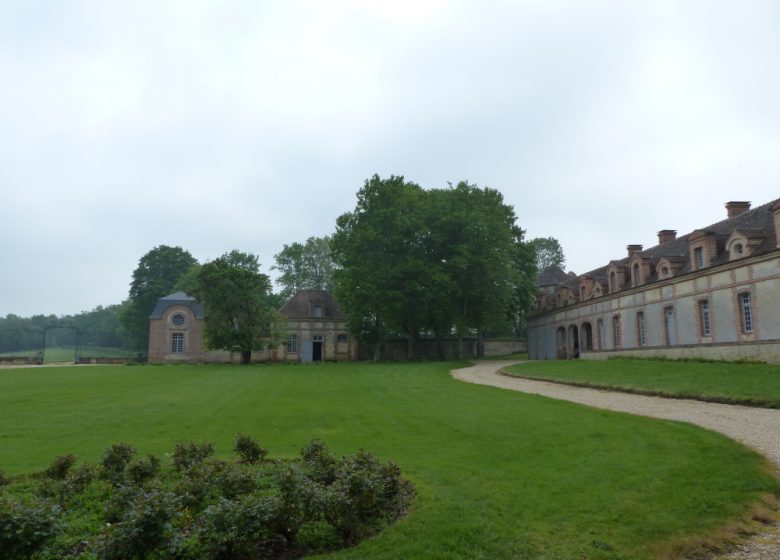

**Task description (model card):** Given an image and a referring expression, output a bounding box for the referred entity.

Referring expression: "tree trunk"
[240,349,252,364]
[458,297,469,359]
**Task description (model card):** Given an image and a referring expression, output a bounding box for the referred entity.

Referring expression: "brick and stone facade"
[148,289,355,363]
[147,292,205,363]
[528,198,780,363]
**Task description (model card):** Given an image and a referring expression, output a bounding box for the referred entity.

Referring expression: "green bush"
[233,433,268,464]
[0,437,414,559]
[44,455,77,480]
[301,439,338,485]
[125,455,161,485]
[197,495,283,559]
[0,498,61,560]
[100,443,136,484]
[215,463,257,499]
[98,487,178,560]
[173,441,214,472]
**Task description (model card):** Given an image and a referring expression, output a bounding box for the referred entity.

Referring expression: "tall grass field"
[1,362,777,559]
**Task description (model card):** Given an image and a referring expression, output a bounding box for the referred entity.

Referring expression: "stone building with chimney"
[528,198,780,363]
[148,289,356,363]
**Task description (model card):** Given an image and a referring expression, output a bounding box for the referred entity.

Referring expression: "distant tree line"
[0,304,132,354]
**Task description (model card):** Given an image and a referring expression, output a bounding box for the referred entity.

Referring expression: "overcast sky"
[2,0,779,317]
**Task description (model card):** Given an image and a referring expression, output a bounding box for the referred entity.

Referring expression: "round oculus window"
[172,314,185,326]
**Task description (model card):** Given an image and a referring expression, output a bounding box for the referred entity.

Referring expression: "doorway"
[312,335,323,362]
[581,322,593,351]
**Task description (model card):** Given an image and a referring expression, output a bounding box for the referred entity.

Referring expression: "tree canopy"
[331,175,536,359]
[272,236,335,299]
[120,246,198,351]
[529,237,566,271]
[191,250,286,364]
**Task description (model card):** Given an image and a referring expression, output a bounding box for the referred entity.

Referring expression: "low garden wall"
[358,338,527,361]
[0,356,40,365]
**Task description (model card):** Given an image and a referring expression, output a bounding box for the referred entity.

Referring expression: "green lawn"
[505,359,780,408]
[1,362,777,559]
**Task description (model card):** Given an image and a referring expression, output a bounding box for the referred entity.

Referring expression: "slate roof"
[279,289,345,321]
[149,291,205,320]
[577,197,780,291]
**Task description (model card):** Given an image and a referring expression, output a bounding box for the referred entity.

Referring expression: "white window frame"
[740,292,754,333]
[694,247,705,270]
[699,300,711,337]
[171,333,184,353]
[287,334,298,353]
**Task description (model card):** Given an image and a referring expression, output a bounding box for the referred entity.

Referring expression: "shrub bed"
[0,436,414,559]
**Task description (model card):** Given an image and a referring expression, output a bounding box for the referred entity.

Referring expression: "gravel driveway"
[451,361,780,560]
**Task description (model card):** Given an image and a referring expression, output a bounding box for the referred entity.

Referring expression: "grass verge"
[1,362,778,559]
[504,359,780,408]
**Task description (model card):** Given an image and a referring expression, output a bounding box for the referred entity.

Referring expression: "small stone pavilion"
[148,289,356,363]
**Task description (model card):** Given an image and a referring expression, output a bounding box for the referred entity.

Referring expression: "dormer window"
[656,257,681,280]
[632,263,640,287]
[726,231,761,261]
[606,264,626,294]
[693,247,704,270]
[313,304,323,318]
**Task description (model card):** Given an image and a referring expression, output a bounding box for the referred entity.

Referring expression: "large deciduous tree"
[430,182,532,355]
[191,250,286,364]
[331,175,426,360]
[121,246,198,351]
[272,236,335,299]
[529,237,566,271]
[332,175,536,360]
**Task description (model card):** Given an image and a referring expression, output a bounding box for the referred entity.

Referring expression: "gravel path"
[451,361,780,560]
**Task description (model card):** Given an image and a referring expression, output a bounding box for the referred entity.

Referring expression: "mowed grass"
[1,362,777,560]
[505,359,780,408]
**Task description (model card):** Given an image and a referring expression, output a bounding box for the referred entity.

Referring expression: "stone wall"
[528,249,780,363]
[148,304,205,363]
[357,338,526,361]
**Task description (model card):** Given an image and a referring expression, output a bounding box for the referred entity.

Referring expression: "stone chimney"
[726,201,751,219]
[627,244,643,257]
[657,230,677,244]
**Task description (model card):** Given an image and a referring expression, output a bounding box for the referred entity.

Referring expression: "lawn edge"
[499,368,780,410]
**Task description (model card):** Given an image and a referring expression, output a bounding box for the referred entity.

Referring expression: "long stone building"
[148,289,357,363]
[528,198,780,363]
